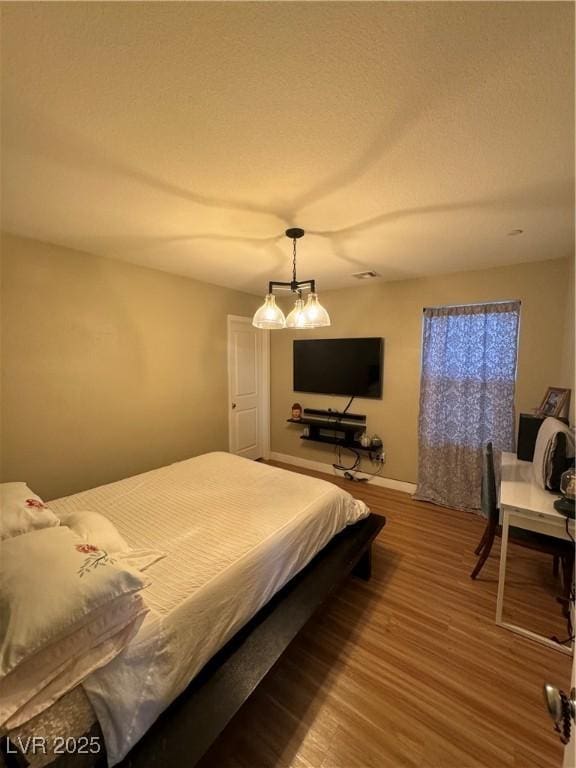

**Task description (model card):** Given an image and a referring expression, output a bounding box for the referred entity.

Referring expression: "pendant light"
[285,297,311,328]
[251,294,286,329]
[302,293,331,327]
[252,228,331,329]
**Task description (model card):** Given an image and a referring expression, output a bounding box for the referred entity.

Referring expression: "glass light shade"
[285,298,313,329]
[252,294,286,329]
[302,293,331,327]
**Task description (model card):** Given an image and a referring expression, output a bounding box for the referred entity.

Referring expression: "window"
[414,301,520,512]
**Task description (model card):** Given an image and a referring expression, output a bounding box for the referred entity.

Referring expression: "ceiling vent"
[352,270,381,280]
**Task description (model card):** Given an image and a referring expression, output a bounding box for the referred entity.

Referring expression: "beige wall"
[559,256,575,423]
[2,233,571,497]
[0,233,258,499]
[270,257,573,484]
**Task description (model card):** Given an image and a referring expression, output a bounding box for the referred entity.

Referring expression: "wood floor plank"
[197,462,572,768]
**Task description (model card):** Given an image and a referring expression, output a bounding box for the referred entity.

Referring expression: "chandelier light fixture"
[252,228,331,330]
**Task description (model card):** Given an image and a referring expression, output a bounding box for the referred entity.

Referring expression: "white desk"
[496,452,574,653]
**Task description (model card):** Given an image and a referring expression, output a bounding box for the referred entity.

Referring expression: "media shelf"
[287,408,373,452]
[299,434,375,452]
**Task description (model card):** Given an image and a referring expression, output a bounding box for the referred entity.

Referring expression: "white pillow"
[1,597,147,729]
[61,509,166,571]
[61,509,130,553]
[0,526,150,728]
[0,482,60,540]
[0,526,149,677]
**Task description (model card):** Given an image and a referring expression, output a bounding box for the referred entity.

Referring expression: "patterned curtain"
[414,301,521,512]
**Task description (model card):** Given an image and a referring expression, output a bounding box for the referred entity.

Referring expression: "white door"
[227,316,269,460]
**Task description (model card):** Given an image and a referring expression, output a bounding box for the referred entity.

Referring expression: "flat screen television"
[293,338,383,398]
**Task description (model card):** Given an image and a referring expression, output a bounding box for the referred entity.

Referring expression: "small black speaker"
[517,412,569,462]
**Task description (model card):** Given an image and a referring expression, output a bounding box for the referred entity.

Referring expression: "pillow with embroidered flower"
[0,525,149,729]
[0,482,60,540]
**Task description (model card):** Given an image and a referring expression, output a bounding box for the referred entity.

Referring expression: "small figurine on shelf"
[291,402,302,420]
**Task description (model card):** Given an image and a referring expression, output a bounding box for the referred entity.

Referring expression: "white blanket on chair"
[532,417,574,489]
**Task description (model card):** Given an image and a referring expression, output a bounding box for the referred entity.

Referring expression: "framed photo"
[537,387,570,417]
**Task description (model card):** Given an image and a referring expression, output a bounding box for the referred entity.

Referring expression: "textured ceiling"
[1,2,574,294]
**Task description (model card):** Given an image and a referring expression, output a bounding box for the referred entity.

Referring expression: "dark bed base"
[1,513,385,768]
[121,512,385,768]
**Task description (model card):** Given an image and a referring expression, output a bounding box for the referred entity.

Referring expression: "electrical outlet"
[375,451,386,464]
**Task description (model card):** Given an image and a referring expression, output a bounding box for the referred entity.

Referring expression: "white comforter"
[49,452,368,765]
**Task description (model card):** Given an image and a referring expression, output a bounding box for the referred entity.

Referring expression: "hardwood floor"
[198,463,572,768]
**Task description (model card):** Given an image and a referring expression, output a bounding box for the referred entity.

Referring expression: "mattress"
[19,452,368,766]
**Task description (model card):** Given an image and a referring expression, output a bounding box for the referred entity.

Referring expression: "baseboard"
[269,451,416,494]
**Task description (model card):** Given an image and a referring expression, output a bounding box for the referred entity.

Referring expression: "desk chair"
[470,443,574,590]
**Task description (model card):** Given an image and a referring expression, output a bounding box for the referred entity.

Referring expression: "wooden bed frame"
[120,512,386,768]
[1,513,385,768]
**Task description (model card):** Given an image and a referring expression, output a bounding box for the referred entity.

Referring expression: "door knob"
[232,403,237,409]
[543,683,575,744]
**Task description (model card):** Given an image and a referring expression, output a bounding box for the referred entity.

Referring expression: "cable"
[342,395,355,415]
[326,396,355,424]
[348,455,385,483]
[333,443,385,483]
[565,514,575,545]
[338,446,360,471]
[551,631,575,646]
[332,445,360,472]
[329,396,358,474]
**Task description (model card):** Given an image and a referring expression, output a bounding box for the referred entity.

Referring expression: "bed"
[1,452,385,768]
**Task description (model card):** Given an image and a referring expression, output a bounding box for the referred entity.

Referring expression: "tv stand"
[287,408,373,452]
